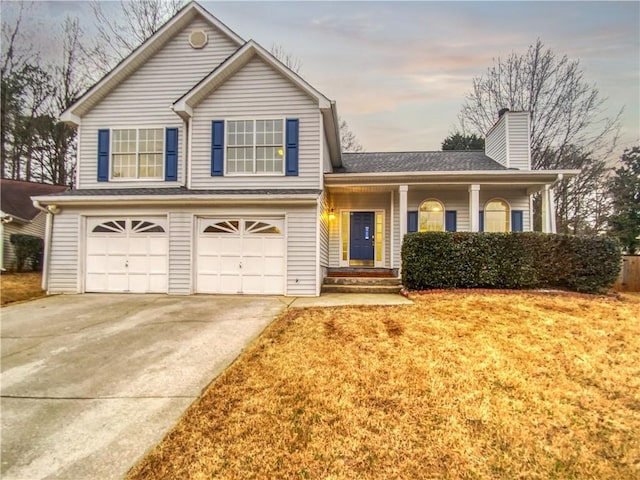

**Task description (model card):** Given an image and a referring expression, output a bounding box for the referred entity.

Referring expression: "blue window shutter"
[165,128,178,181]
[97,129,110,182]
[445,210,457,232]
[479,210,484,232]
[407,211,418,233]
[211,120,224,176]
[511,210,524,232]
[286,118,299,176]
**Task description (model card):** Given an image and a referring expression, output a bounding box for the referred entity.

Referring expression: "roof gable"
[173,40,331,116]
[60,1,244,125]
[1,179,67,221]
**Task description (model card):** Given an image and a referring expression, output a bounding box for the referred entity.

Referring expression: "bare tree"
[339,118,364,153]
[83,0,182,78]
[270,44,303,74]
[459,39,621,231]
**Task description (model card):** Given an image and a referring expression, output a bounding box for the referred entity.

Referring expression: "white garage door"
[85,217,168,293]
[196,218,285,294]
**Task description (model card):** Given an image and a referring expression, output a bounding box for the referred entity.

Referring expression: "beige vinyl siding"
[48,213,80,293]
[392,190,400,270]
[481,190,531,231]
[168,212,193,294]
[329,192,391,268]
[319,191,329,267]
[2,213,46,270]
[78,17,238,189]
[408,190,470,231]
[485,117,507,167]
[322,129,332,173]
[287,207,317,296]
[506,112,531,170]
[190,56,320,189]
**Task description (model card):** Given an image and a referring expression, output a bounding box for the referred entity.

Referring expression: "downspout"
[32,201,59,291]
[0,215,14,271]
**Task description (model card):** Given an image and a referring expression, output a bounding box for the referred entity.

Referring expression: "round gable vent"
[189,29,208,49]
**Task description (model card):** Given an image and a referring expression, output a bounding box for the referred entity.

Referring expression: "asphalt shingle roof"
[338,151,507,173]
[43,187,321,197]
[1,179,67,220]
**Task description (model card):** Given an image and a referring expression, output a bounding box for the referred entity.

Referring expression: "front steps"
[322,269,402,294]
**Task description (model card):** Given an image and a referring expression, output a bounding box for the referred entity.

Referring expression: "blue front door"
[350,212,375,265]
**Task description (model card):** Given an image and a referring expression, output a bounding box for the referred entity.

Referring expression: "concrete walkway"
[1,294,286,480]
[288,292,413,308]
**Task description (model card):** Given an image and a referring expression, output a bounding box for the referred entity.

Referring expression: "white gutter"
[32,201,59,291]
[550,173,564,188]
[31,193,320,207]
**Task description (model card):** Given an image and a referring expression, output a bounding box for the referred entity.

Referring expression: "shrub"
[402,232,621,294]
[9,234,44,272]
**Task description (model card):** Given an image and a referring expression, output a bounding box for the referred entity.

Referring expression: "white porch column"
[469,184,480,232]
[549,188,557,233]
[399,185,408,239]
[542,185,552,233]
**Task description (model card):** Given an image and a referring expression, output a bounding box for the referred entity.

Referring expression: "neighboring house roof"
[0,179,67,222]
[338,151,507,173]
[60,1,244,125]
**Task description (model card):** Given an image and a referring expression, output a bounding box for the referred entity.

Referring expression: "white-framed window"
[484,198,511,232]
[226,119,284,175]
[112,128,164,179]
[419,199,445,232]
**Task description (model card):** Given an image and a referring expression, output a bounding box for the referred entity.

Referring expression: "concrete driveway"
[1,294,287,480]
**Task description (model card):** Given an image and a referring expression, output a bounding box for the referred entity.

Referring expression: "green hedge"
[10,234,43,272]
[401,232,621,294]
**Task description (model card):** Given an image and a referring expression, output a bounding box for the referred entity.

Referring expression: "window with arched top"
[419,199,445,232]
[484,199,510,232]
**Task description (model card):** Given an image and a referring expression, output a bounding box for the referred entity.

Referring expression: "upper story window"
[112,128,163,179]
[419,199,445,232]
[484,199,510,232]
[226,119,284,175]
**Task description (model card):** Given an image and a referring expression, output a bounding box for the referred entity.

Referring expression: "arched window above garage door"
[244,220,281,234]
[203,220,240,234]
[131,220,165,233]
[92,220,126,233]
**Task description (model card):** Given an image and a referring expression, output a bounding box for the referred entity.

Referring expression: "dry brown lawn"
[128,292,640,480]
[0,271,45,306]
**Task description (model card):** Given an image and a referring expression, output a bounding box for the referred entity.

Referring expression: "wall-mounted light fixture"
[328,208,336,221]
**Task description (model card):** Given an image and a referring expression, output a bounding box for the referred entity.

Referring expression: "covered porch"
[323,170,571,273]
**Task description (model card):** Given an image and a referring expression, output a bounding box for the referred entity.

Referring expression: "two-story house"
[34,1,577,297]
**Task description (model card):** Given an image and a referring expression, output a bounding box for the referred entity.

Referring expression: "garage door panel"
[220,256,241,274]
[196,217,285,295]
[107,275,128,292]
[86,237,109,255]
[148,275,167,292]
[86,255,107,272]
[263,238,285,255]
[147,258,167,274]
[148,237,168,255]
[107,238,129,254]
[85,217,167,293]
[264,257,285,275]
[198,255,220,273]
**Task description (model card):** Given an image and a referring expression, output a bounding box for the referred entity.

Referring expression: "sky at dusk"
[4,1,639,157]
